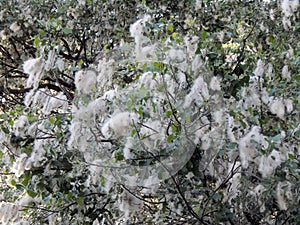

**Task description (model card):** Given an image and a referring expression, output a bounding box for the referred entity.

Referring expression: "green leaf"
[1,126,9,134]
[293,75,300,82]
[77,197,85,206]
[200,30,209,41]
[227,142,237,149]
[167,134,174,143]
[34,36,40,48]
[49,117,55,125]
[39,29,45,35]
[218,149,225,156]
[21,172,31,186]
[167,24,173,32]
[10,179,17,187]
[115,151,124,161]
[1,114,9,121]
[166,110,172,117]
[288,153,295,160]
[100,176,105,186]
[27,189,37,198]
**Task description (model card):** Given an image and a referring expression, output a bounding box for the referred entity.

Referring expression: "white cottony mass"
[23,57,44,89]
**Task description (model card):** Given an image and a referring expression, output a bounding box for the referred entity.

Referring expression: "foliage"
[0,0,299,224]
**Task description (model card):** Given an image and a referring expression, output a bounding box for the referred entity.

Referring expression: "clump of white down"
[101,111,138,138]
[24,89,68,115]
[13,115,28,137]
[139,120,166,153]
[11,153,28,178]
[23,57,44,89]
[250,184,267,213]
[282,65,291,81]
[130,15,155,61]
[41,92,68,115]
[0,194,34,225]
[238,126,268,169]
[276,181,293,210]
[75,69,97,95]
[118,190,143,221]
[97,59,115,92]
[281,0,299,29]
[183,75,209,108]
[269,97,292,120]
[258,149,284,178]
[0,202,20,224]
[9,22,21,33]
[11,138,47,178]
[244,60,293,119]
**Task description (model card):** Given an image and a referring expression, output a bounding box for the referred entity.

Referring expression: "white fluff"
[167,49,186,63]
[269,98,285,119]
[97,59,115,92]
[118,190,142,220]
[238,126,268,168]
[281,0,299,29]
[282,65,291,81]
[123,137,134,160]
[9,22,20,33]
[281,0,299,17]
[0,202,20,224]
[75,70,97,95]
[258,150,283,178]
[183,75,209,108]
[42,92,68,115]
[11,153,28,178]
[101,112,138,138]
[55,57,64,72]
[276,182,288,210]
[13,115,28,137]
[284,98,293,113]
[45,49,56,71]
[23,57,44,89]
[209,76,221,91]
[140,120,165,152]
[253,59,264,77]
[130,15,152,61]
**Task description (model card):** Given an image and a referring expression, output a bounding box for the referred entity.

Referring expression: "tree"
[0,0,299,224]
